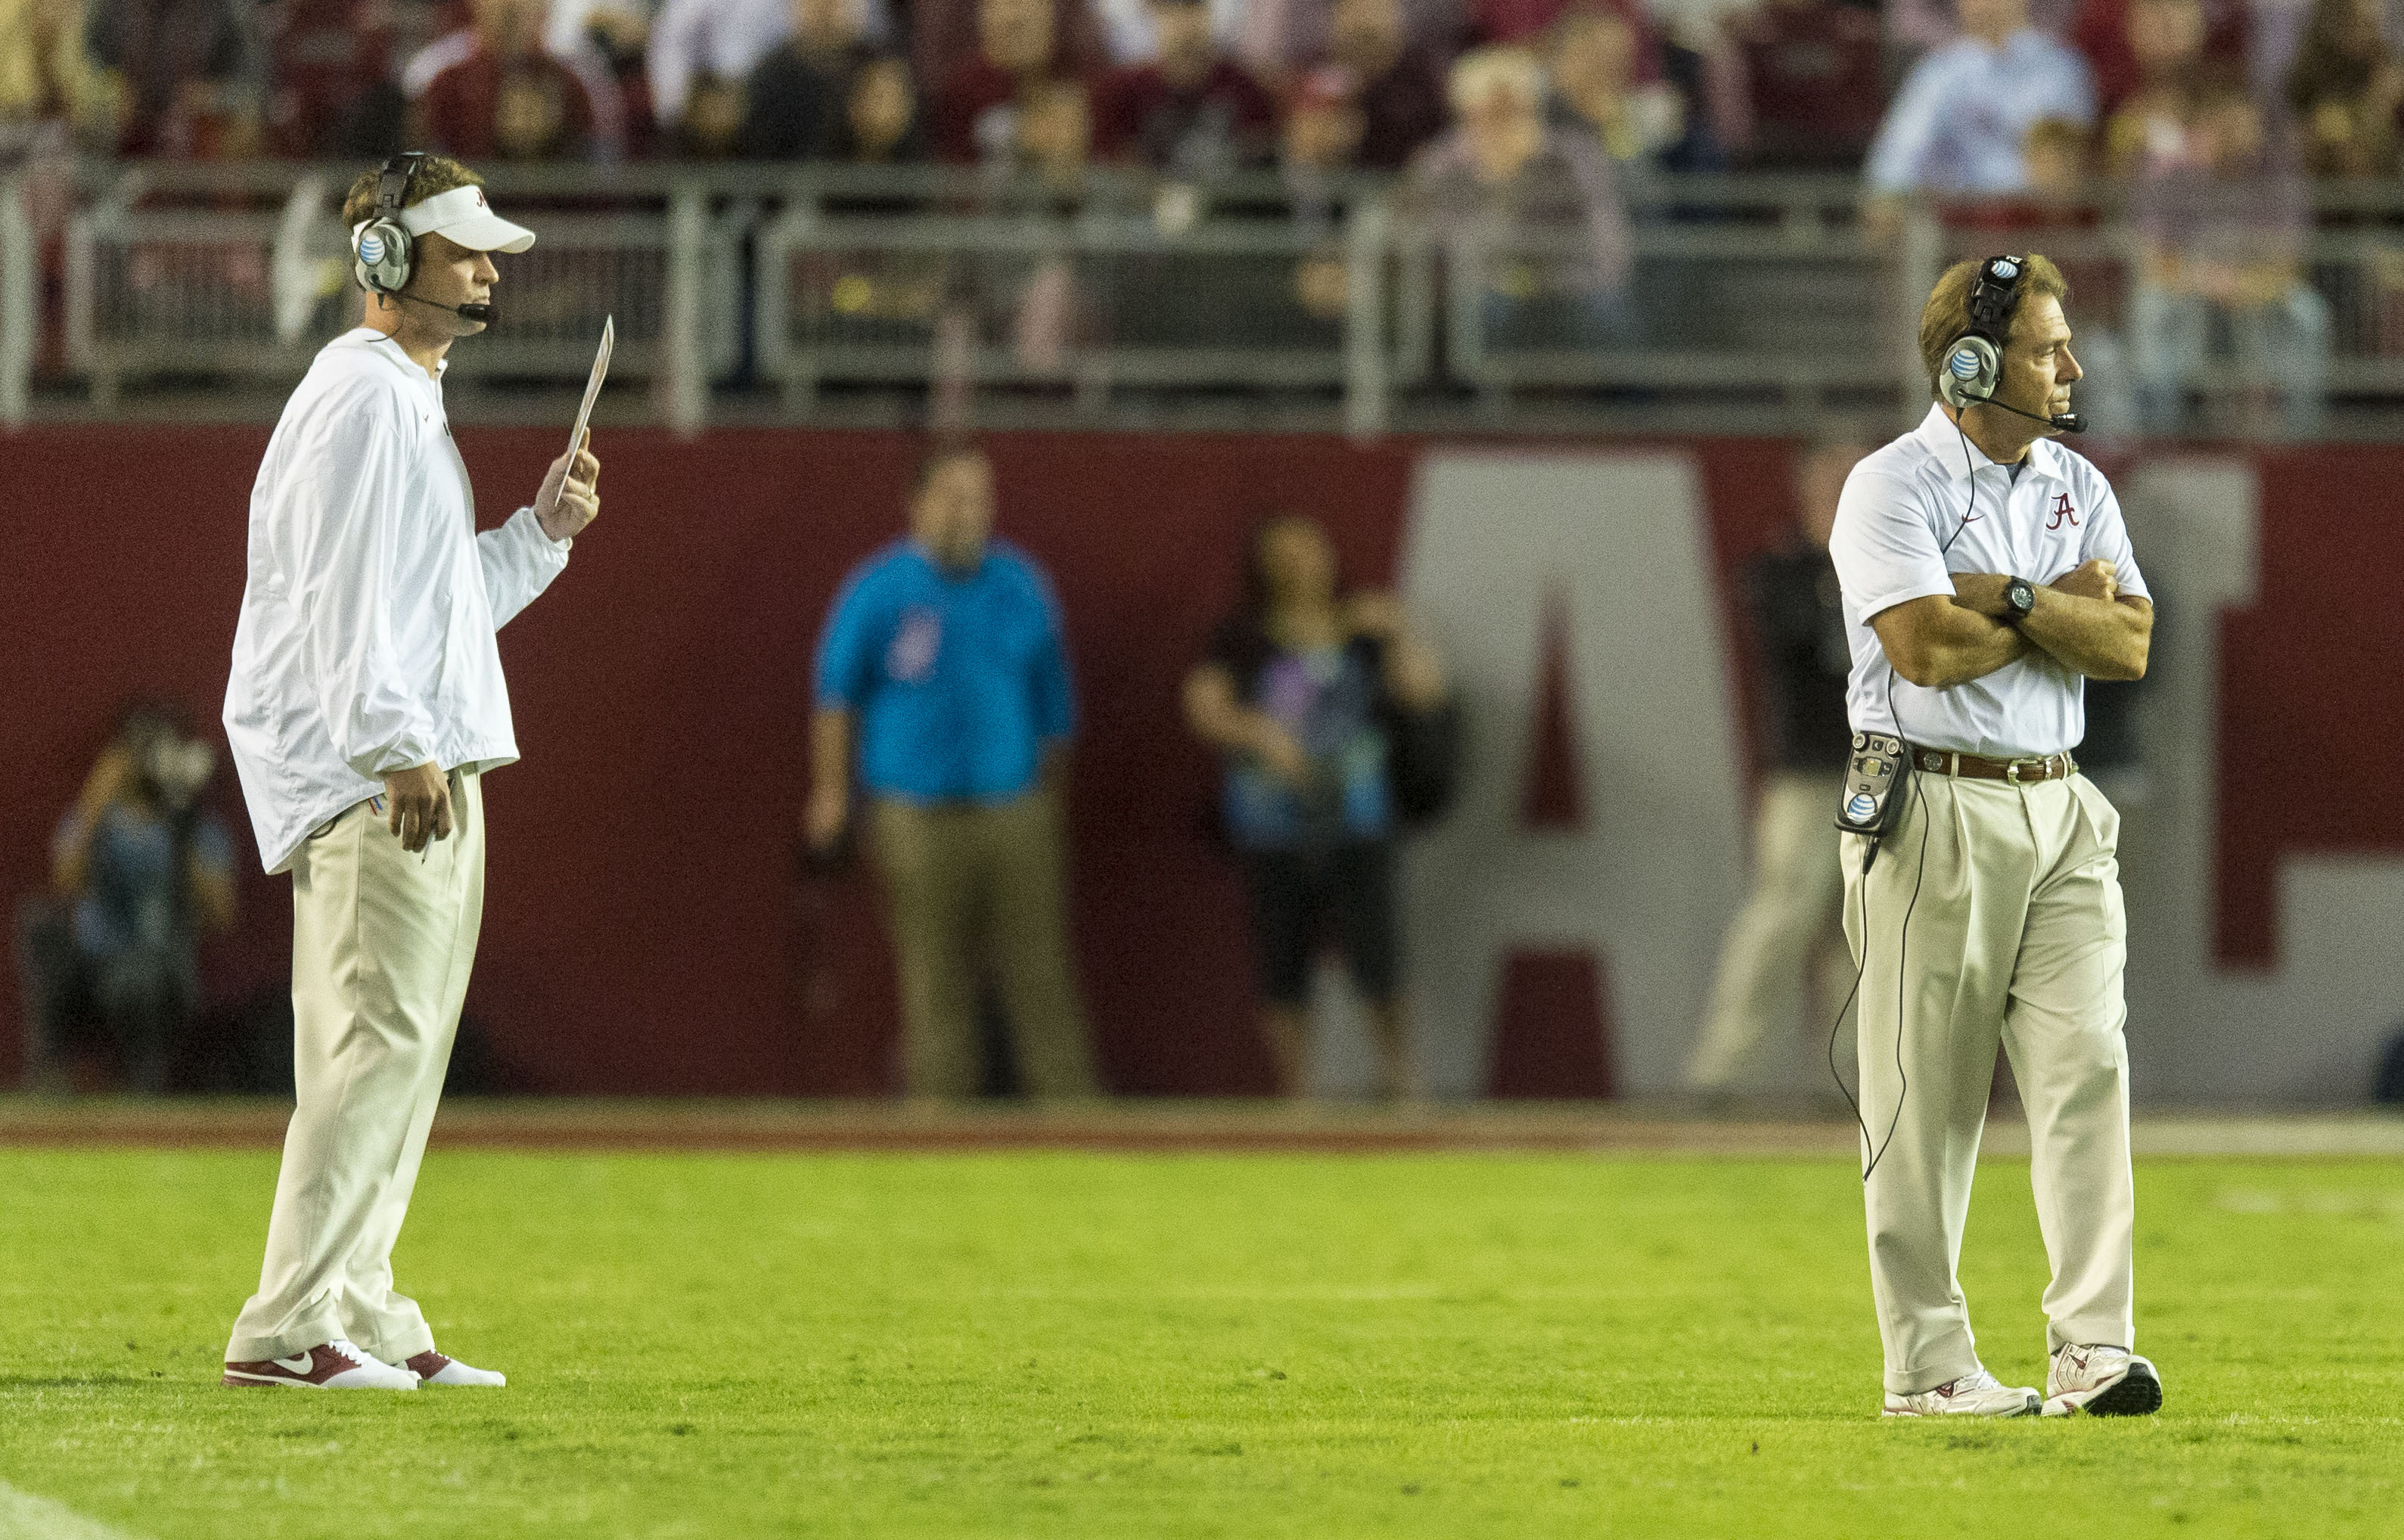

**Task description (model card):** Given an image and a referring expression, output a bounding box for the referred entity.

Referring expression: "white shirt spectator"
[1830,404,2148,757]
[1864,27,2094,197]
[648,0,893,124]
[223,329,571,874]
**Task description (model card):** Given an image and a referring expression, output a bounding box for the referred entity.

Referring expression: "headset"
[350,151,494,324]
[351,151,425,297]
[1938,254,2085,435]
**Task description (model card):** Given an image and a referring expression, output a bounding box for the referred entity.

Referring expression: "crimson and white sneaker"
[2043,1344,2162,1417]
[1882,1368,2040,1417]
[223,1340,418,1389]
[403,1350,505,1386]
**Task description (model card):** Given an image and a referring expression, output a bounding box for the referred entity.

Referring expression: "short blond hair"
[1448,45,1546,115]
[1917,253,2069,396]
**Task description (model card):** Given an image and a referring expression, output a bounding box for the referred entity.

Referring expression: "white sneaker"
[223,1339,419,1389]
[2043,1344,2161,1417]
[1881,1367,2040,1417]
[402,1349,506,1386]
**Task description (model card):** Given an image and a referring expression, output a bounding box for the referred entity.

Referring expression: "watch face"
[2009,580,2036,615]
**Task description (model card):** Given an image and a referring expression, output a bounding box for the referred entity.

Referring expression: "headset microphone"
[1978,396,2084,434]
[398,291,493,324]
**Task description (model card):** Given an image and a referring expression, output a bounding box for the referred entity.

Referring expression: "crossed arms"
[1871,559,2152,689]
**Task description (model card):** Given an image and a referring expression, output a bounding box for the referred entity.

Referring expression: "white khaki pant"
[227,769,483,1365]
[1686,772,1850,1091]
[1840,769,2135,1396]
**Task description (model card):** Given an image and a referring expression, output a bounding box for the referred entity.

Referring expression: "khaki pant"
[1686,772,1850,1091]
[1842,769,2135,1395]
[226,770,483,1365]
[871,790,1098,1099]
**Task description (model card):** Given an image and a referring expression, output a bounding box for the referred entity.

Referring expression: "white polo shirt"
[223,329,572,874]
[1829,403,2148,759]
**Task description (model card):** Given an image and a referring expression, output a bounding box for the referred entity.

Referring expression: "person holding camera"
[17,704,237,1094]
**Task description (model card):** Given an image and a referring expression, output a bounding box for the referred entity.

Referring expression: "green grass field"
[3,1146,2400,1538]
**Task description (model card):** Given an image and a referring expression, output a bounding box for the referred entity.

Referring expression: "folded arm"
[1869,594,2030,689]
[1953,563,2151,681]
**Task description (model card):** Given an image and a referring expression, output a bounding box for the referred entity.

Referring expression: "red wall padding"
[5,427,2394,1091]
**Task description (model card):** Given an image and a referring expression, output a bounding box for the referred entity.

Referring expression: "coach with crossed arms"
[218,153,598,1389]
[1830,253,2163,1419]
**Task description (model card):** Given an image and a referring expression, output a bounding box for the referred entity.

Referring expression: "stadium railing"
[7,160,2404,437]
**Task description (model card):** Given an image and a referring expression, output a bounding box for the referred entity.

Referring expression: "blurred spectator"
[1328,0,1449,169]
[83,0,263,157]
[2129,79,2328,436]
[1544,2,1688,169]
[1684,439,1862,1099]
[830,50,926,158]
[808,444,1101,1102]
[548,2,659,153]
[415,0,604,159]
[2096,0,2205,173]
[1887,0,2078,54]
[1093,0,1274,170]
[1408,45,1633,349]
[2075,0,2249,117]
[15,704,236,1093]
[1283,63,1362,318]
[676,67,746,151]
[1182,516,1448,1101]
[2284,0,2402,177]
[917,0,1107,111]
[1,0,121,151]
[933,0,1096,160]
[651,0,893,135]
[1723,0,1885,171]
[739,0,869,156]
[1862,0,2095,231]
[262,0,405,157]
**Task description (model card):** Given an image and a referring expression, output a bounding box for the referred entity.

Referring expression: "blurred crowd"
[7,0,2393,430]
[0,0,2392,192]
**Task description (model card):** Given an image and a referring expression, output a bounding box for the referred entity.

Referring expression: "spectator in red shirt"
[931,0,1095,159]
[2073,0,2247,116]
[262,0,406,157]
[1329,0,1446,169]
[415,0,602,160]
[916,0,1107,104]
[1094,0,1274,169]
[1725,0,1885,169]
[2095,0,2206,173]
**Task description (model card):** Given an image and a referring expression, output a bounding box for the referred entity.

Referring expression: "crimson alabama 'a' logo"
[2048,492,2079,529]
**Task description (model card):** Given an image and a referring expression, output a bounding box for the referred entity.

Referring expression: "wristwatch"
[2003,577,2037,624]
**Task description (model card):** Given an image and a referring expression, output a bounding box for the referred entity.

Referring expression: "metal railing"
[8,160,2404,438]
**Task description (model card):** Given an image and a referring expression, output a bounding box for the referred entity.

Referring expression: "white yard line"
[0,1480,149,1540]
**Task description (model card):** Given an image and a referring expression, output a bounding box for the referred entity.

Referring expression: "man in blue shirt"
[807,443,1100,1099]
[1862,0,2093,235]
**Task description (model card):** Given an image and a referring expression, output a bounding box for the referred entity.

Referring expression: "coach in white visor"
[220,153,599,1391]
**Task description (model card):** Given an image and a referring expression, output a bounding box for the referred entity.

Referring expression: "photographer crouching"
[16,703,238,1092]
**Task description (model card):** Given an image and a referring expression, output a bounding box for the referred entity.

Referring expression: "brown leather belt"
[1909,746,2077,784]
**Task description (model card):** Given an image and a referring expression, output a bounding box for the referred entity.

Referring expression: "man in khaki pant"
[1829,253,2162,1419]
[807,445,1099,1100]
[218,154,600,1389]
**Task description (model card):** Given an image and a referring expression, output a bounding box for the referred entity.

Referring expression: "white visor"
[397,185,536,253]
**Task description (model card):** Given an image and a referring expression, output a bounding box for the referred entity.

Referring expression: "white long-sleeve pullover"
[223,328,571,874]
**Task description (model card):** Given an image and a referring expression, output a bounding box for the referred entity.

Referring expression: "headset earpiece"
[1940,334,2001,410]
[1940,254,2025,411]
[351,151,426,297]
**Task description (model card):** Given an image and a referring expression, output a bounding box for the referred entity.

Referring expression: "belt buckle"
[2006,760,2023,784]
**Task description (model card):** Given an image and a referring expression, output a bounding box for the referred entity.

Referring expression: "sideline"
[2,1097,2400,1158]
[0,1480,148,1540]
